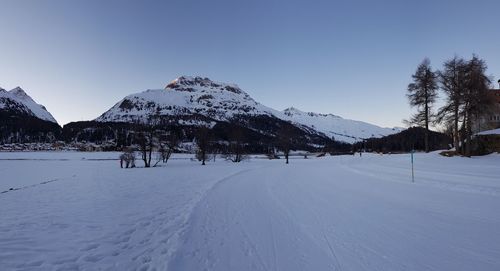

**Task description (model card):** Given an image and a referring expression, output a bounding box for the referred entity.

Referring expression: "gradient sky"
[1,0,499,127]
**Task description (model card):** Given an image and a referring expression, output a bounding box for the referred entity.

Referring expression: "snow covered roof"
[476,128,500,136]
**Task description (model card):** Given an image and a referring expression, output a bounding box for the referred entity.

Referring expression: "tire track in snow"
[166,165,270,269]
[168,163,327,271]
[0,179,59,195]
[337,158,500,196]
[261,195,279,271]
[260,165,342,271]
[285,165,344,271]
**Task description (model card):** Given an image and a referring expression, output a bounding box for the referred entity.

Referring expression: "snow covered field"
[1,151,499,270]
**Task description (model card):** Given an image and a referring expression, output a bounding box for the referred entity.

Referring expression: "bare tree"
[156,132,179,165]
[407,58,439,152]
[224,126,247,162]
[462,55,494,156]
[195,127,211,165]
[135,127,156,168]
[435,55,494,156]
[436,56,467,153]
[277,124,295,164]
[120,153,125,168]
[120,148,136,168]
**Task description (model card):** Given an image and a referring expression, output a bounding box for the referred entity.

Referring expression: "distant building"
[475,128,500,154]
[475,79,500,132]
[485,80,500,128]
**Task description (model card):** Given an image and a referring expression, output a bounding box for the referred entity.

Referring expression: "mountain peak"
[9,86,31,100]
[283,107,302,113]
[165,76,243,94]
[0,86,57,123]
[96,77,400,143]
[10,86,26,92]
[283,107,341,119]
[96,76,269,123]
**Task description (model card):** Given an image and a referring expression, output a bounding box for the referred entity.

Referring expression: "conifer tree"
[407,58,438,152]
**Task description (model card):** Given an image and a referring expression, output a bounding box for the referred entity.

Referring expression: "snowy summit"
[0,86,57,123]
[96,76,277,124]
[281,107,402,143]
[96,76,400,143]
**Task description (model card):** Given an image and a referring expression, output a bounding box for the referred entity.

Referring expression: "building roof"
[477,128,500,136]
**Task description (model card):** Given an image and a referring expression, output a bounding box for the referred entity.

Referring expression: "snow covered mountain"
[0,87,57,123]
[281,107,402,143]
[95,76,400,143]
[0,86,60,144]
[96,76,277,124]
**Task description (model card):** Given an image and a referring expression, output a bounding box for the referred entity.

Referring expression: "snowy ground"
[1,151,499,270]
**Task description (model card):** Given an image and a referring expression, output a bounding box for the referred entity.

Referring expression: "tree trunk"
[459,116,466,155]
[453,103,459,153]
[202,150,206,165]
[142,151,149,168]
[465,112,472,157]
[424,126,429,153]
[147,140,153,167]
[424,96,429,153]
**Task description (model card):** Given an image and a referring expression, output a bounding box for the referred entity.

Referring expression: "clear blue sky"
[1,0,499,127]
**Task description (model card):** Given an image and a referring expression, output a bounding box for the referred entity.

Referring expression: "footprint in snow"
[81,243,100,251]
[82,253,105,263]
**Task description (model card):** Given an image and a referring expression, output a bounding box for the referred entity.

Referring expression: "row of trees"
[195,124,297,166]
[121,122,301,168]
[123,128,179,168]
[407,55,495,156]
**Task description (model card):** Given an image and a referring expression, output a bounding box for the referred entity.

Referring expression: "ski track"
[1,152,500,270]
[169,154,500,271]
[0,154,264,271]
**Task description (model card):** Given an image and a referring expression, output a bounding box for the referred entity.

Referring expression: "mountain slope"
[96,76,277,124]
[281,107,402,143]
[0,87,57,123]
[95,76,399,143]
[0,86,60,144]
[75,76,334,151]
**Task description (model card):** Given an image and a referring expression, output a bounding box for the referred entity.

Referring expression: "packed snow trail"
[0,153,267,271]
[1,152,500,270]
[170,154,500,271]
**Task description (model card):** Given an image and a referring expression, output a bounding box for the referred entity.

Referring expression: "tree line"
[406,55,495,156]
[119,121,323,168]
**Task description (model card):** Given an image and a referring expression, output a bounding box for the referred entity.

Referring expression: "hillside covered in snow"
[95,76,400,143]
[96,76,277,124]
[0,77,403,146]
[281,107,402,143]
[0,87,60,144]
[0,87,57,123]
